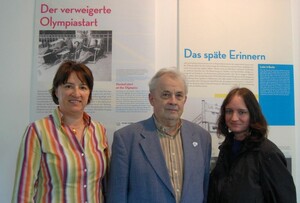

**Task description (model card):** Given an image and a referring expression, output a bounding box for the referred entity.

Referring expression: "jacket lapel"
[180,122,198,199]
[139,120,175,196]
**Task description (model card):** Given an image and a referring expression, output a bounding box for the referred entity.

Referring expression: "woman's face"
[225,95,250,140]
[55,72,90,116]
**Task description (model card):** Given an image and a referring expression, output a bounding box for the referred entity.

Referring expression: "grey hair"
[148,67,188,94]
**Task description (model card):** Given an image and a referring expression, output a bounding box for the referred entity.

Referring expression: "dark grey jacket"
[208,135,296,203]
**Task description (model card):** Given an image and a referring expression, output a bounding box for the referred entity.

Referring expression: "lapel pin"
[192,142,198,147]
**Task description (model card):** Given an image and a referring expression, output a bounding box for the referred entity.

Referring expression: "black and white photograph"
[38,30,112,81]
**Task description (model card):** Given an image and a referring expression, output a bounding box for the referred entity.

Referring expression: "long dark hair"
[217,87,268,142]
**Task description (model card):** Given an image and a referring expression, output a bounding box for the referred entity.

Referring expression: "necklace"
[71,128,77,135]
[70,125,85,136]
[61,116,85,136]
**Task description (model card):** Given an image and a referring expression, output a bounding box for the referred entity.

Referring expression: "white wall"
[0,0,298,202]
[291,0,300,199]
[0,0,34,202]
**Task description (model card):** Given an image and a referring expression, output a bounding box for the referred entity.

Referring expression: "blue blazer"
[107,117,212,203]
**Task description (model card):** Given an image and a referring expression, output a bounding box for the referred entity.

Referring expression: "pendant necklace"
[71,128,77,135]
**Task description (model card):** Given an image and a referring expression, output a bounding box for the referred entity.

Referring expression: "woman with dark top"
[208,87,296,203]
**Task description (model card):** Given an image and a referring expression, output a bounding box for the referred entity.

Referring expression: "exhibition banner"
[179,0,295,173]
[31,0,156,144]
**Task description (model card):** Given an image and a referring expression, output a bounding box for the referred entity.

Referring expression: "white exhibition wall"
[0,1,34,202]
[0,0,298,203]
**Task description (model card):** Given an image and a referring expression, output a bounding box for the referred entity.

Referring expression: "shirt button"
[81,153,85,156]
[84,185,87,188]
[84,169,87,172]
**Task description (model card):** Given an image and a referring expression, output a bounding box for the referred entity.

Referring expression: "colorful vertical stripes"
[12,108,109,203]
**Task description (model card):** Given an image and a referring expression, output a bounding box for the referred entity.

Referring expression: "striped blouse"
[11,108,109,203]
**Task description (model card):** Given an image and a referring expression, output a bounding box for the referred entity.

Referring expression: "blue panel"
[258,64,295,126]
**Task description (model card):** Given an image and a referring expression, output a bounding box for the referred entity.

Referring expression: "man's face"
[149,74,187,126]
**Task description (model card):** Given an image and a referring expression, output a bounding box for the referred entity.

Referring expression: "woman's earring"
[226,125,231,133]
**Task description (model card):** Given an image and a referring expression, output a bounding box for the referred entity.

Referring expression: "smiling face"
[55,72,90,116]
[225,95,250,140]
[149,74,187,127]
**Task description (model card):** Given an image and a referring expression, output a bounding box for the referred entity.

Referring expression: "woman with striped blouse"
[12,60,109,203]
